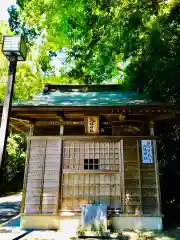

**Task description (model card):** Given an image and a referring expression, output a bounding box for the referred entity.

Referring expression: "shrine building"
[3,84,178,231]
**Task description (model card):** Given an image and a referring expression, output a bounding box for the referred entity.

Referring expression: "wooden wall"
[33,121,149,137]
[23,139,62,214]
[141,162,158,215]
[123,139,141,214]
[33,126,60,136]
[22,136,160,217]
[112,122,148,136]
[123,139,159,215]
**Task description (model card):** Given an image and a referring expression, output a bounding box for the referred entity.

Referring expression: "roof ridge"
[42,83,132,93]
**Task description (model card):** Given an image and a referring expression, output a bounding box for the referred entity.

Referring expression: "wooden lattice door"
[61,141,122,211]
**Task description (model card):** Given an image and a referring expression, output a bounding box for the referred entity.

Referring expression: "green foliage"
[0,132,26,194]
[124,1,180,102]
[6,132,26,182]
[7,0,180,101]
[10,0,180,102]
[77,226,88,236]
[11,0,157,83]
[0,22,43,103]
[136,232,154,240]
[0,63,44,104]
[13,64,43,102]
[0,21,80,195]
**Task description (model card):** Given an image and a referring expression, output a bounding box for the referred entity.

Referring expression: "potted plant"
[110,232,119,238]
[88,222,98,236]
[77,226,86,236]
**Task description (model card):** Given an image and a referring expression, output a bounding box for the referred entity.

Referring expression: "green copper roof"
[15,84,153,107]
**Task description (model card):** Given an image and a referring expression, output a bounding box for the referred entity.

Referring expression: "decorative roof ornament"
[43,84,49,93]
[119,112,126,121]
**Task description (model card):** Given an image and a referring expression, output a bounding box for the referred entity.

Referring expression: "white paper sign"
[141,140,153,163]
[81,204,107,231]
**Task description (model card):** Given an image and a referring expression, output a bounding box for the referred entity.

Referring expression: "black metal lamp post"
[0,36,27,170]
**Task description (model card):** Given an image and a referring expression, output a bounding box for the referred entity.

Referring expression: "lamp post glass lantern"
[2,35,27,61]
[0,35,27,171]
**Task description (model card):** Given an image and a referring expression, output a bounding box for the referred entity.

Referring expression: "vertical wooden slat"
[120,140,125,212]
[137,140,142,215]
[82,142,84,204]
[72,142,75,208]
[153,140,161,215]
[93,142,95,203]
[78,142,80,206]
[39,140,47,213]
[58,138,63,212]
[25,139,46,214]
[88,143,90,203]
[21,124,34,214]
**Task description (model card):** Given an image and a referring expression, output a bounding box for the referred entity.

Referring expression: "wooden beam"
[153,113,175,121]
[27,135,159,141]
[9,123,26,133]
[137,140,142,215]
[56,112,67,121]
[21,124,34,214]
[39,140,47,214]
[7,105,179,114]
[119,140,125,213]
[58,124,64,212]
[153,140,162,215]
[10,114,34,122]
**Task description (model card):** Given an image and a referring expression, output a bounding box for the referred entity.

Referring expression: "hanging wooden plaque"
[84,116,99,134]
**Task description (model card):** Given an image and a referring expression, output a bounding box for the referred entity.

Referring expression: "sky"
[0,0,16,22]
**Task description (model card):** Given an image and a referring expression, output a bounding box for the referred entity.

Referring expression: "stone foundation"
[21,215,162,233]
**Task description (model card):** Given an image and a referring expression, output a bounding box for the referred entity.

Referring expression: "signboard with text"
[81,204,107,230]
[141,140,153,164]
[85,116,99,134]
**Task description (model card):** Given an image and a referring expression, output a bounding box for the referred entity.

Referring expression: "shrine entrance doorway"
[61,141,123,212]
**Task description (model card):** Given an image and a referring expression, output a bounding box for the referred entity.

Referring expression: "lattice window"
[61,141,122,211]
[84,159,99,170]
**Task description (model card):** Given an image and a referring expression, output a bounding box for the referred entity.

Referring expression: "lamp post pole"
[0,35,27,175]
[0,56,17,171]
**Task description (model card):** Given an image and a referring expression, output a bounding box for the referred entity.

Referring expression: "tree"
[8,1,180,96]
[124,1,180,102]
[0,21,79,195]
[9,0,159,84]
[0,132,27,194]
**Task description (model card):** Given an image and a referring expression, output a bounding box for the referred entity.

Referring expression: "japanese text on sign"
[141,140,153,163]
[87,116,99,134]
[89,118,96,133]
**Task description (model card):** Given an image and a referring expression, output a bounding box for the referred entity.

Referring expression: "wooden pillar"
[137,140,142,215]
[58,121,64,212]
[149,121,161,215]
[153,140,161,215]
[60,122,64,136]
[119,140,125,213]
[21,123,34,214]
[39,140,47,213]
[149,121,155,136]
